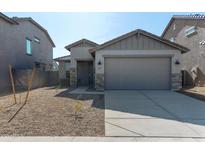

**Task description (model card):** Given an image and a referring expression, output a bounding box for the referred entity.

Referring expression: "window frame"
[169,37,175,42]
[173,24,176,31]
[185,26,197,37]
[26,38,32,55]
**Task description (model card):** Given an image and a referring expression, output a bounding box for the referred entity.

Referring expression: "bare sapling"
[74,95,83,120]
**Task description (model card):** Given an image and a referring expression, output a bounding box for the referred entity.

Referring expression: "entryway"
[77,61,93,87]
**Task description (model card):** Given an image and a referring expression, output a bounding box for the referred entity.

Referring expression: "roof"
[54,55,71,62]
[90,29,189,54]
[12,17,55,47]
[0,13,18,24]
[65,39,99,51]
[161,14,205,37]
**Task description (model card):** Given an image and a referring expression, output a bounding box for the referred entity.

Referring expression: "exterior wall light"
[200,51,205,57]
[175,60,180,65]
[98,60,102,65]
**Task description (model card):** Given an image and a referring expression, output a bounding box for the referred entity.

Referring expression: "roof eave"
[65,39,98,51]
[13,17,55,47]
[54,59,71,62]
[161,17,175,38]
[30,19,55,47]
[0,13,19,24]
[65,45,71,51]
[141,31,189,53]
[29,19,55,47]
[90,29,189,54]
[54,58,71,62]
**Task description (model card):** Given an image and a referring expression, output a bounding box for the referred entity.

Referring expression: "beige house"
[65,29,189,91]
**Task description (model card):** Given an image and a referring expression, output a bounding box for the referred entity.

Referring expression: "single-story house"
[54,55,71,86]
[65,29,189,91]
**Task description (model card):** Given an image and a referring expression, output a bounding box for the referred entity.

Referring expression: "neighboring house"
[0,13,55,91]
[52,60,59,71]
[54,55,71,86]
[65,29,189,91]
[162,14,205,87]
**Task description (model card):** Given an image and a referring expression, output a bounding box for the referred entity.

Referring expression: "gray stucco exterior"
[70,47,94,87]
[0,14,55,92]
[65,39,98,87]
[93,30,188,91]
[162,15,205,87]
[65,30,188,91]
[54,55,71,86]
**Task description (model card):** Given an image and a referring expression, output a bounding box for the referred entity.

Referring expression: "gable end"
[103,33,174,50]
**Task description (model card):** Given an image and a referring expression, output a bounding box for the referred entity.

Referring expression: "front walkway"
[105,90,205,138]
[69,86,104,95]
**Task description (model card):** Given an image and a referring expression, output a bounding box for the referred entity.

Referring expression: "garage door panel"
[105,57,171,90]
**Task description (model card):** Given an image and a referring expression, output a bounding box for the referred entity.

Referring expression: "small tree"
[74,95,83,120]
[74,101,82,119]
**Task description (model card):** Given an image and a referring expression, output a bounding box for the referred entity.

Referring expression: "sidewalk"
[0,136,205,142]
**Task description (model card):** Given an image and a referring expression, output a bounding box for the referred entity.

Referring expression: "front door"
[77,61,93,87]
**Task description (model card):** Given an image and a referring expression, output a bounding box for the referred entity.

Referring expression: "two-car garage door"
[105,57,171,90]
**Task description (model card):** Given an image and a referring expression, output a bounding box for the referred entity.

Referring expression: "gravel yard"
[0,87,104,136]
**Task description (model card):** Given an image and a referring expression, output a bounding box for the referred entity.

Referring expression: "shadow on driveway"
[56,89,205,127]
[104,90,205,127]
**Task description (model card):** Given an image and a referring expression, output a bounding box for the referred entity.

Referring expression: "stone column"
[70,68,77,87]
[95,73,104,91]
[171,73,182,90]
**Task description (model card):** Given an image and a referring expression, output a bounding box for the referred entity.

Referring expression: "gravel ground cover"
[0,87,104,136]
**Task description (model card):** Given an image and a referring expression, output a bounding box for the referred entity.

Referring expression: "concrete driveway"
[105,90,205,137]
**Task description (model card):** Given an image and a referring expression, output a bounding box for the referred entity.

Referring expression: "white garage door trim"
[104,56,171,90]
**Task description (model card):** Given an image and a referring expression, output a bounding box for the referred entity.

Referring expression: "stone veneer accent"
[95,73,182,91]
[70,68,77,87]
[171,73,182,90]
[95,73,104,90]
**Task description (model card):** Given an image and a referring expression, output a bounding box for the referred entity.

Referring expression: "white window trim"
[185,26,197,37]
[26,38,32,55]
[173,24,176,31]
[34,36,40,43]
[169,37,175,42]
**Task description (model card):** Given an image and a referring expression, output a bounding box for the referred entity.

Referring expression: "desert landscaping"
[0,87,104,136]
[179,87,205,102]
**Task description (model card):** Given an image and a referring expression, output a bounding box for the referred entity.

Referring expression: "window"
[185,26,197,37]
[34,36,40,43]
[169,37,175,42]
[173,24,176,31]
[26,38,32,55]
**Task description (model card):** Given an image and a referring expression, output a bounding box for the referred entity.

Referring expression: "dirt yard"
[179,87,205,102]
[0,87,104,136]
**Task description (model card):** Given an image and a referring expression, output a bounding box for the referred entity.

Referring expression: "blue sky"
[4,12,192,58]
